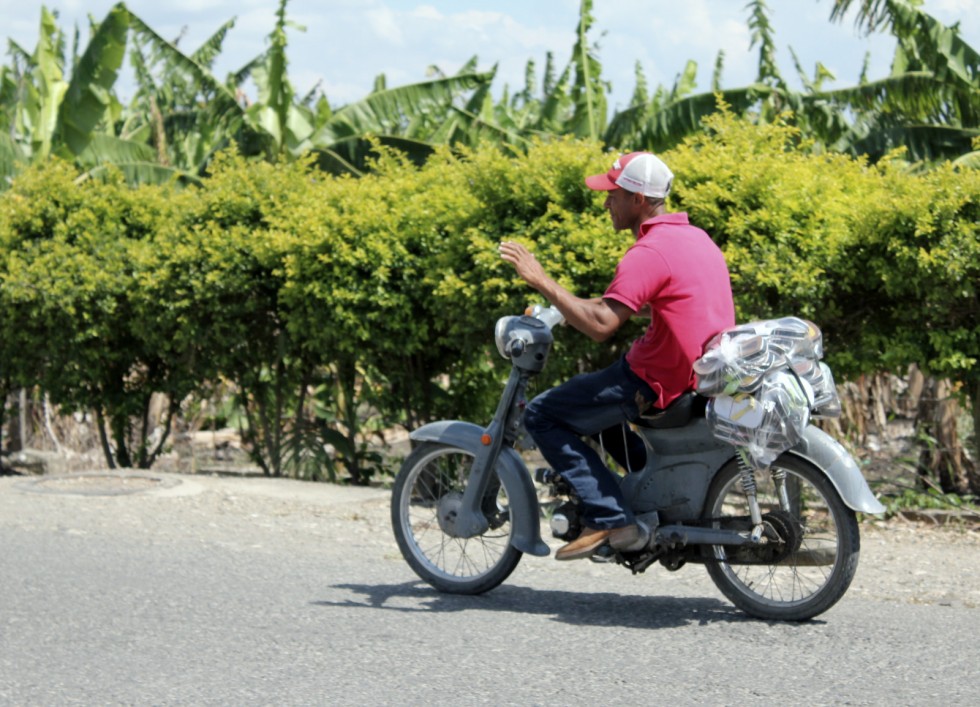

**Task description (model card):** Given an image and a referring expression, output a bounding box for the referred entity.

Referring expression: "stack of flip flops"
[693,317,842,469]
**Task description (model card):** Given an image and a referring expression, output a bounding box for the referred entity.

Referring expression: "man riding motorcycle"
[499,151,735,560]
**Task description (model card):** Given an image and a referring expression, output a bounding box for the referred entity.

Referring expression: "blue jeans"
[524,356,655,529]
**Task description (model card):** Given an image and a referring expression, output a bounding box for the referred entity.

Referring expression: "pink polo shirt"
[603,213,735,408]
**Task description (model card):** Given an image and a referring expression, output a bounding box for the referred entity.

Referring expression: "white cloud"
[931,0,979,13]
[596,1,756,103]
[366,6,405,46]
[927,0,980,37]
[411,5,444,22]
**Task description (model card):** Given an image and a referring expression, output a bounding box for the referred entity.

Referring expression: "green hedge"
[1,113,977,479]
[668,109,979,390]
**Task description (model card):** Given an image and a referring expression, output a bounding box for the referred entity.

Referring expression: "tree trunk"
[915,377,979,495]
[972,380,980,475]
[95,407,117,469]
[18,389,28,451]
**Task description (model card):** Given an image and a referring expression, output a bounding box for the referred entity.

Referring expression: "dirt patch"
[20,471,180,496]
[856,515,980,607]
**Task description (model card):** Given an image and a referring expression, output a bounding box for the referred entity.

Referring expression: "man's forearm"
[498,240,630,341]
[530,277,623,342]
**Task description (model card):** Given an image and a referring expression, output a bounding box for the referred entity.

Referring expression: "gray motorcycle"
[390,306,885,621]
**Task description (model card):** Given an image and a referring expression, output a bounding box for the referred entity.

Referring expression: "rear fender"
[410,421,550,556]
[789,426,886,515]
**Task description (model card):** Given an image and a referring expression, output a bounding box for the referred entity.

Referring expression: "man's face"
[603,187,642,232]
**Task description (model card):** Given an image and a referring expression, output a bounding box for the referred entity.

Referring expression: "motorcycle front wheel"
[702,454,860,621]
[391,443,522,594]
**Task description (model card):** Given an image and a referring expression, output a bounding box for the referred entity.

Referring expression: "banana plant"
[240,0,318,161]
[487,52,574,142]
[125,0,499,175]
[567,0,608,140]
[309,65,498,174]
[122,7,254,178]
[487,0,606,142]
[124,18,239,171]
[0,4,204,187]
[3,1,305,185]
[824,0,980,163]
[0,8,70,184]
[602,0,785,151]
[603,0,979,163]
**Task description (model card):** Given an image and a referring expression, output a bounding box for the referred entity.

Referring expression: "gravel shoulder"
[2,470,979,609]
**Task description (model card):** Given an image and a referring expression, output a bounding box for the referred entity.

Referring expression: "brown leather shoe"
[555,527,613,561]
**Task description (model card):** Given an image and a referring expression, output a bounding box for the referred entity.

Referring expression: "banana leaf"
[191,19,237,69]
[57,4,128,157]
[891,0,980,87]
[125,8,242,111]
[83,161,202,187]
[31,8,69,160]
[308,147,362,177]
[310,135,437,176]
[568,0,606,140]
[849,124,980,163]
[952,151,980,169]
[537,65,573,133]
[0,132,26,187]
[431,105,530,152]
[247,0,293,156]
[604,85,773,150]
[811,71,954,119]
[75,133,156,169]
[313,72,494,145]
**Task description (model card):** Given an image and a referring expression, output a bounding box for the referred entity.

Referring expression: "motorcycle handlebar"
[525,304,565,330]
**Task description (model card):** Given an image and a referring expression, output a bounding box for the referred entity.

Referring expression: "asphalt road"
[1,471,978,706]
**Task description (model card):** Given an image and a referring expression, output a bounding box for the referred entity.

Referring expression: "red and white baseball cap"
[585,151,674,198]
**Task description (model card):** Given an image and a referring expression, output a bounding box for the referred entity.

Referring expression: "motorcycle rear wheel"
[702,454,860,621]
[391,443,522,594]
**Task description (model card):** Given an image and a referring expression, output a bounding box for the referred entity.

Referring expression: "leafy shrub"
[0,161,188,467]
[1,115,977,485]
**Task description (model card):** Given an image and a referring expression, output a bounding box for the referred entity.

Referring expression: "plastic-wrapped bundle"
[707,369,812,469]
[790,359,841,418]
[694,317,822,396]
[695,316,842,469]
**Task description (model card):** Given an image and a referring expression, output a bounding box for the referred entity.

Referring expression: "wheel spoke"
[704,455,860,620]
[393,445,521,591]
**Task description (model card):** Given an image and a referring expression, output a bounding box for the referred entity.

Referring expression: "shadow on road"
[314,581,756,630]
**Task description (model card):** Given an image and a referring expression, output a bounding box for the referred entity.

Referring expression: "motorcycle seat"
[634,391,707,429]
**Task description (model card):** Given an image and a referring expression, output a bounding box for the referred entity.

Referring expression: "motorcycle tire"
[702,454,860,621]
[391,442,522,595]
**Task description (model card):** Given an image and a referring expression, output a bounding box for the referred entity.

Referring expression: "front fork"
[737,449,792,543]
[453,368,529,538]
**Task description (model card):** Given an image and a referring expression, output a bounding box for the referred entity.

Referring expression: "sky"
[2,0,979,113]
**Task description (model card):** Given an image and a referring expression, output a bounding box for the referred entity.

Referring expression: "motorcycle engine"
[549,500,581,541]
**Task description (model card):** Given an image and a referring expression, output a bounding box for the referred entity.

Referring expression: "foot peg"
[614,520,652,553]
[617,512,659,553]
[591,518,656,561]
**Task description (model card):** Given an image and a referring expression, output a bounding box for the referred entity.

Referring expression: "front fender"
[789,426,886,515]
[410,421,550,556]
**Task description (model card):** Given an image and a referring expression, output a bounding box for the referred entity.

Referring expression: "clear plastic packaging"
[694,317,822,396]
[791,359,841,418]
[526,304,565,330]
[707,370,812,469]
[696,317,841,469]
